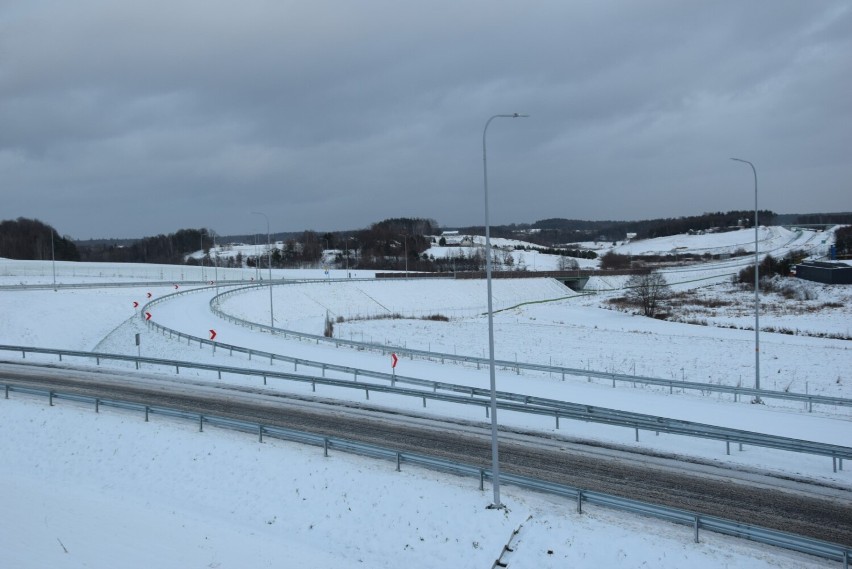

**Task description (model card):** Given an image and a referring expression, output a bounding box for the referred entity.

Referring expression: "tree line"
[3,213,849,270]
[0,218,80,261]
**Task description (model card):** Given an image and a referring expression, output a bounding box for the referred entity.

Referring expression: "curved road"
[2,361,851,546]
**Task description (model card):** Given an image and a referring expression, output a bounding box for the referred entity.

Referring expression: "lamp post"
[200,230,205,282]
[403,234,408,277]
[483,112,528,508]
[730,158,761,403]
[50,228,57,292]
[212,230,219,295]
[251,211,274,328]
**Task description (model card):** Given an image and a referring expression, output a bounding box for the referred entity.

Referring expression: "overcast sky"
[2,1,850,239]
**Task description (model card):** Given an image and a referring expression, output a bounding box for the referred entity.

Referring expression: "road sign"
[391,353,398,368]
[145,312,152,321]
[209,329,217,340]
[132,301,139,308]
[174,284,179,290]
[146,292,152,298]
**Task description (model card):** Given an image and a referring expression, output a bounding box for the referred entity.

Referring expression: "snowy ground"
[0,226,849,568]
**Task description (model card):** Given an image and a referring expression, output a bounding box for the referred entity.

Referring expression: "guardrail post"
[95,398,99,413]
[22,349,25,359]
[422,396,426,408]
[217,370,221,379]
[480,469,485,491]
[577,491,583,514]
[485,405,489,418]
[365,388,370,400]
[59,353,63,362]
[248,350,252,361]
[49,391,54,406]
[4,384,9,399]
[694,516,700,543]
[555,413,560,430]
[840,458,843,471]
[96,356,100,365]
[259,425,263,443]
[312,381,316,392]
[294,360,298,372]
[612,374,616,388]
[324,438,329,457]
[176,365,180,374]
[353,370,357,382]
[145,406,149,422]
[833,457,837,473]
[396,452,401,472]
[322,364,326,378]
[739,443,743,452]
[634,427,639,442]
[199,415,204,432]
[262,374,267,386]
[135,359,139,370]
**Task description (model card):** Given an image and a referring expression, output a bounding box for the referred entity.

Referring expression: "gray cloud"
[1,0,850,239]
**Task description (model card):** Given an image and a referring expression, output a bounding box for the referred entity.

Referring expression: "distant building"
[794,261,852,285]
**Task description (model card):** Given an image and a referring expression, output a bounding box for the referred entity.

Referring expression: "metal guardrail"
[2,383,849,567]
[205,283,852,412]
[1,344,850,470]
[0,280,252,292]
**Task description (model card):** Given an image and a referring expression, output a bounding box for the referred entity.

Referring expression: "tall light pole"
[212,230,219,295]
[730,158,761,403]
[251,211,274,328]
[50,227,57,292]
[483,112,528,508]
[200,230,205,282]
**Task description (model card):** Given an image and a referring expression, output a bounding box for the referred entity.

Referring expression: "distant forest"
[1,211,850,268]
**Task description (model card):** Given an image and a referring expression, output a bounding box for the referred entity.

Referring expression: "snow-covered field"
[0,226,849,568]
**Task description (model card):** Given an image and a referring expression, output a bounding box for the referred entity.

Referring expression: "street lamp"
[730,157,761,403]
[50,228,57,292]
[212,230,219,295]
[251,211,275,328]
[200,230,205,282]
[483,112,528,508]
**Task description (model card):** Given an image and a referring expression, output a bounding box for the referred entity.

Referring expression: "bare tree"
[625,271,671,317]
[558,255,579,271]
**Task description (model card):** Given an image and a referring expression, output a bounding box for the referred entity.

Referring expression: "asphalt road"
[2,361,851,545]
